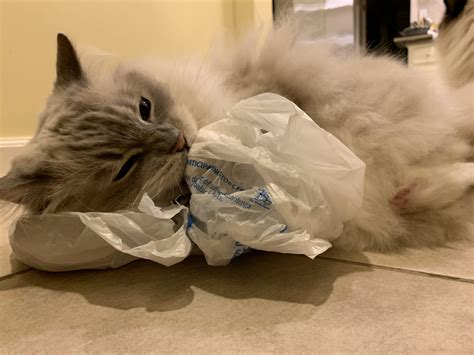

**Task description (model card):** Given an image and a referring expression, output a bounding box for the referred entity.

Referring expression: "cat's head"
[0,34,202,214]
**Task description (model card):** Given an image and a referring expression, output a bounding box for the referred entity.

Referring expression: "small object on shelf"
[399,25,430,37]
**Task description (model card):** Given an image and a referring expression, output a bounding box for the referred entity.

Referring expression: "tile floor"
[1,218,473,353]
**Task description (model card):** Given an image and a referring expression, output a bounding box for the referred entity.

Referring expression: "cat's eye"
[139,97,151,121]
[113,154,141,181]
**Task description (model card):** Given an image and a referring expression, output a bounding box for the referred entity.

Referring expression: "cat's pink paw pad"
[391,187,412,209]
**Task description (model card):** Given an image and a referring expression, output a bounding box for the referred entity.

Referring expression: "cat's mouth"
[171,131,190,153]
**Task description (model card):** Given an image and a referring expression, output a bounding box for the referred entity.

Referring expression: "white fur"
[2,28,473,251]
[131,27,473,250]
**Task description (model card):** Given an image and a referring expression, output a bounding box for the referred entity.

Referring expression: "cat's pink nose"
[171,131,186,153]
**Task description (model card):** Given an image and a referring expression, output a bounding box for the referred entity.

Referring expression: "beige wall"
[0,0,272,139]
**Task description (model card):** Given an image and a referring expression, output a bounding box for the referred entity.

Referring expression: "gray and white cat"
[1,28,473,251]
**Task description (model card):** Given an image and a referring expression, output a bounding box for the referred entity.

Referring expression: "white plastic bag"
[185,93,365,265]
[10,195,191,271]
[9,93,365,271]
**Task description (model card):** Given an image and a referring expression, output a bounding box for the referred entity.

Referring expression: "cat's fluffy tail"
[452,82,474,160]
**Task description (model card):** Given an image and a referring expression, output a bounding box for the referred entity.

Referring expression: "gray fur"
[1,35,186,213]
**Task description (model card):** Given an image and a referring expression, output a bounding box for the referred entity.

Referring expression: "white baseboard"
[0,137,31,177]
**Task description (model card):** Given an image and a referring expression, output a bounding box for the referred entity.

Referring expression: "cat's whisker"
[173,57,190,100]
[190,40,214,91]
[173,173,184,197]
[150,175,167,201]
[132,177,154,206]
[145,157,177,202]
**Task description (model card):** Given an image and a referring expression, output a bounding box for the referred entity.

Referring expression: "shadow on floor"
[0,251,371,313]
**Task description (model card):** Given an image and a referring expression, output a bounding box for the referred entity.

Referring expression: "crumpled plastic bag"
[9,195,191,271]
[9,93,365,271]
[185,93,365,265]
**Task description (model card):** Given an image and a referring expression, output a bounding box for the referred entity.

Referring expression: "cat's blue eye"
[139,97,151,121]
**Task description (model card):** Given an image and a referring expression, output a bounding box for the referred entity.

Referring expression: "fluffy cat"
[0,29,473,251]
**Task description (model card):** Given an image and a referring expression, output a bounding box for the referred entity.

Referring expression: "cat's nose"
[171,131,186,153]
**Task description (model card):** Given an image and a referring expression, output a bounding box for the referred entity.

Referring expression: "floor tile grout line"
[1,257,472,284]
[0,268,32,282]
[319,256,474,283]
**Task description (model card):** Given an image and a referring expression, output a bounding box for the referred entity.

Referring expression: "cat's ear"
[55,33,86,89]
[0,154,54,213]
[443,0,467,18]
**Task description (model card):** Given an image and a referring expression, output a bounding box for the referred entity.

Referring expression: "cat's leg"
[400,192,474,247]
[335,188,473,251]
[333,163,474,251]
[386,162,474,247]
[392,162,474,213]
[333,172,406,251]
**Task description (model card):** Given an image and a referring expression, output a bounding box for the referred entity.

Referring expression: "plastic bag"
[185,93,365,265]
[9,93,365,271]
[10,195,191,271]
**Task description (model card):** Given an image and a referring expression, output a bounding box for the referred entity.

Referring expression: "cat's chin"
[149,179,189,207]
[143,152,189,207]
